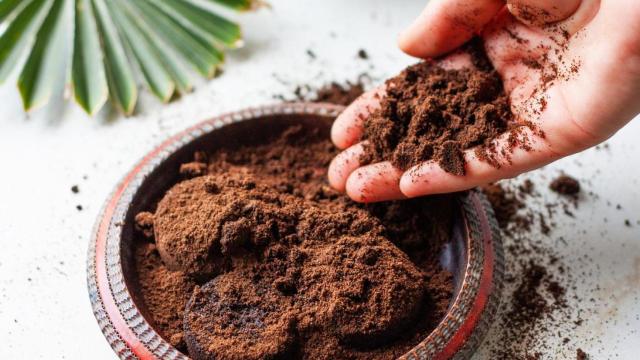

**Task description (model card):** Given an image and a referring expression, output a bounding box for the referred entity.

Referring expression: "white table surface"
[0,0,638,359]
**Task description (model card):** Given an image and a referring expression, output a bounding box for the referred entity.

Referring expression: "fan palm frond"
[0,0,260,115]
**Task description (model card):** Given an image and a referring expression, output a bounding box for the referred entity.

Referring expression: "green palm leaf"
[0,0,25,22]
[17,0,67,111]
[117,0,194,94]
[72,0,108,115]
[108,0,175,103]
[0,0,261,115]
[153,0,242,48]
[206,0,264,11]
[128,0,223,78]
[92,0,137,115]
[0,0,51,83]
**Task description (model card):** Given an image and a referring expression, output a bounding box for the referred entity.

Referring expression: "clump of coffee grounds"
[133,124,454,360]
[550,175,581,196]
[360,39,523,175]
[576,348,589,360]
[480,180,589,359]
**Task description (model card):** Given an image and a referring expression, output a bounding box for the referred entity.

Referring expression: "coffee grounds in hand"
[360,39,517,175]
[133,124,454,360]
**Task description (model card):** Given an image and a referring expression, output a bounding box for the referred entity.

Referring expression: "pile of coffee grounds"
[360,39,519,175]
[133,124,454,359]
[549,175,581,196]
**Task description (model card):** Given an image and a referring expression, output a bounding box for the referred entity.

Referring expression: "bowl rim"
[87,102,504,360]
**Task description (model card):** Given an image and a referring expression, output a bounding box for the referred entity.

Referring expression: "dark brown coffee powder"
[360,39,518,175]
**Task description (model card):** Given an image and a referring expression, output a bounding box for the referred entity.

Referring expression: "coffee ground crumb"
[179,162,207,178]
[550,175,580,195]
[306,49,316,59]
[134,211,154,238]
[576,348,588,360]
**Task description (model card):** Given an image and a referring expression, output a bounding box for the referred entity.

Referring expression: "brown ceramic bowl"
[87,102,504,360]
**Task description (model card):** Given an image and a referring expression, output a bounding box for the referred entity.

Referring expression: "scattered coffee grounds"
[480,183,526,231]
[71,185,79,194]
[360,39,518,175]
[357,49,369,60]
[309,81,365,106]
[549,175,581,196]
[275,77,368,106]
[480,179,590,359]
[133,123,454,359]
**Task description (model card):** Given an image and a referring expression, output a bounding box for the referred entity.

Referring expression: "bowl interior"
[118,111,469,350]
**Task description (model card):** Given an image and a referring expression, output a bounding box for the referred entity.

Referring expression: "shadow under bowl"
[87,102,504,360]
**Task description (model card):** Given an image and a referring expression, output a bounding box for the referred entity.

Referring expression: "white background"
[0,0,638,359]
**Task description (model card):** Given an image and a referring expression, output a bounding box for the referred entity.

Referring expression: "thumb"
[507,0,582,25]
[398,0,503,59]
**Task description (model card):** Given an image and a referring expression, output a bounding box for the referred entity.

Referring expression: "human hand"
[328,0,640,202]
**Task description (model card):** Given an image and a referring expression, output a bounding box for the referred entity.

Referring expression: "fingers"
[398,0,504,59]
[557,0,640,138]
[328,142,366,192]
[507,0,582,25]
[331,86,386,149]
[345,162,405,203]
[399,127,560,197]
[553,0,600,36]
[328,143,405,203]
